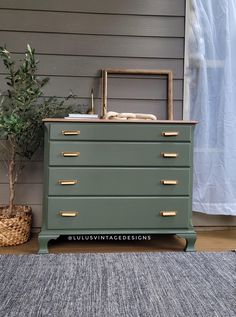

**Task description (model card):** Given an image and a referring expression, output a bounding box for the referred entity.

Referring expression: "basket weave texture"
[0,205,32,246]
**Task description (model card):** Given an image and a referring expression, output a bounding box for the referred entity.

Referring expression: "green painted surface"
[49,142,191,167]
[50,123,192,142]
[40,121,196,253]
[48,167,190,196]
[47,197,189,229]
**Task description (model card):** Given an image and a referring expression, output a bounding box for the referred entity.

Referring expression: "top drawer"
[49,122,192,142]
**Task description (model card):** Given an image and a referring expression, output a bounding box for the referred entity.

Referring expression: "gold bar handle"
[160,211,177,217]
[161,152,178,158]
[62,130,80,136]
[162,131,179,137]
[58,180,78,185]
[161,180,178,185]
[59,211,79,217]
[62,152,80,157]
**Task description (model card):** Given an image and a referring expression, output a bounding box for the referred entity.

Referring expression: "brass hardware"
[58,180,78,185]
[59,211,79,217]
[62,130,80,136]
[162,131,179,137]
[161,180,178,185]
[62,152,80,157]
[161,152,178,158]
[160,211,177,217]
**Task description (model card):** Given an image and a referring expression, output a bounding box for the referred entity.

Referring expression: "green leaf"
[0,44,73,162]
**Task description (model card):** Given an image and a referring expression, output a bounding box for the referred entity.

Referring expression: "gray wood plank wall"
[0,0,186,227]
[2,0,233,228]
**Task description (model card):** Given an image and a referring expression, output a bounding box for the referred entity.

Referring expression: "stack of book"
[64,114,99,119]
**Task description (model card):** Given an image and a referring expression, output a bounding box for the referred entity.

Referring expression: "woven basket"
[0,205,32,246]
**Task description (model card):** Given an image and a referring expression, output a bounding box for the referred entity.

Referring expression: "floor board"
[0,229,235,254]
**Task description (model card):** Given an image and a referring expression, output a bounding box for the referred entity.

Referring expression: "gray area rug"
[0,252,235,317]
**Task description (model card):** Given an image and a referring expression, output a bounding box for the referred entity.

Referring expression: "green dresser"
[39,119,197,253]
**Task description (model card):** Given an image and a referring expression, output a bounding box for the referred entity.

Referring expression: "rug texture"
[0,252,235,317]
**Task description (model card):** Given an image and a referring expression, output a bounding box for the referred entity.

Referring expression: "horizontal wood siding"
[0,75,183,99]
[0,10,184,37]
[0,0,185,16]
[0,32,184,58]
[0,162,43,184]
[0,184,43,205]
[0,0,187,227]
[0,55,184,78]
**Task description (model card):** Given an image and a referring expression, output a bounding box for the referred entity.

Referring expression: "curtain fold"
[188,0,236,215]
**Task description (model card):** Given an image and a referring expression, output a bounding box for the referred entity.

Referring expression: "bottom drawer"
[47,197,190,229]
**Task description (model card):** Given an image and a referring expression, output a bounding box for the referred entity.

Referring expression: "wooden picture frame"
[101,68,173,120]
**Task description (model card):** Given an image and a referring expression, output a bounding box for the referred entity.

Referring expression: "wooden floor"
[0,229,235,254]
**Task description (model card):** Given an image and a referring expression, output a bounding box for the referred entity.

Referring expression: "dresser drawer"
[47,197,190,229]
[49,123,192,142]
[49,142,191,167]
[48,167,190,196]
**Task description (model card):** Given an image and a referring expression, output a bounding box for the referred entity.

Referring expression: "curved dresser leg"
[38,234,60,254]
[177,233,196,252]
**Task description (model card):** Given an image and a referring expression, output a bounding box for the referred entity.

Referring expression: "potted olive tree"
[0,45,71,246]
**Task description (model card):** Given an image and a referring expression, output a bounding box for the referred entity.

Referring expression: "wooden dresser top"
[43,118,198,124]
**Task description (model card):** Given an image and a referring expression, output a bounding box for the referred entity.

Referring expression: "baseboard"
[193,212,236,227]
[195,226,236,232]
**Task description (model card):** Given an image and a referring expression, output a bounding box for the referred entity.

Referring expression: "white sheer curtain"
[187,0,236,215]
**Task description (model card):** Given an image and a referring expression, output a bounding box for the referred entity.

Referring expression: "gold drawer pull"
[160,211,177,217]
[58,180,78,185]
[62,152,80,157]
[62,130,80,135]
[162,131,179,137]
[161,180,178,185]
[59,211,79,217]
[161,152,178,158]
